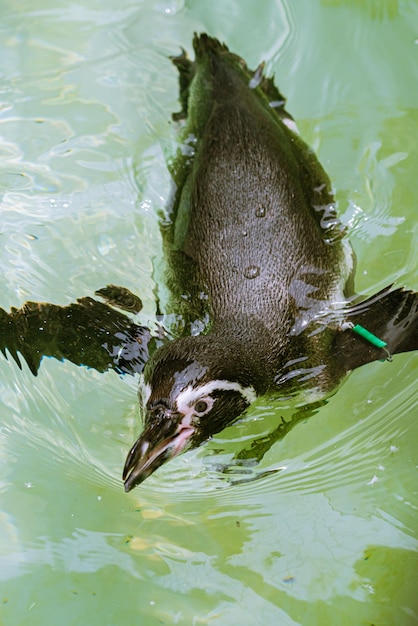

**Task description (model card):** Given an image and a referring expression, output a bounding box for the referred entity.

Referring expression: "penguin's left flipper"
[231,287,417,465]
[0,289,159,377]
[334,286,418,371]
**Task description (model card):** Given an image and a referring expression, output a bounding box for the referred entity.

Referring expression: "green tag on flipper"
[340,321,392,362]
[351,324,388,349]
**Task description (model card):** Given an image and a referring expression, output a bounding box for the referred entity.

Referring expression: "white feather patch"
[175,380,256,412]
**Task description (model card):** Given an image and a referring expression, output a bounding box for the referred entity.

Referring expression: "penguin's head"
[123,335,257,491]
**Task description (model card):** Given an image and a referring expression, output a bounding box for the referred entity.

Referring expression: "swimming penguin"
[0,34,416,491]
[121,35,418,490]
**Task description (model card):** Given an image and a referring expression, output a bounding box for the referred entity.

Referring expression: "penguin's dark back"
[167,36,349,342]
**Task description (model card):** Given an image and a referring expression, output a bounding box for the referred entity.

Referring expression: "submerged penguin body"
[123,35,357,490]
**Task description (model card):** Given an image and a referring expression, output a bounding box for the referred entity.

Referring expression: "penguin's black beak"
[122,409,195,491]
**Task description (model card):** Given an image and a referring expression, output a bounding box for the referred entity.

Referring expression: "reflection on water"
[0,0,417,624]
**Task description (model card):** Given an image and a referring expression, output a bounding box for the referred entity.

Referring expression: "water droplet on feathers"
[244,266,260,279]
[255,205,266,217]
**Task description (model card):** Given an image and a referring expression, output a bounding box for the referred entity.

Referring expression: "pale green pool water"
[0,1,417,624]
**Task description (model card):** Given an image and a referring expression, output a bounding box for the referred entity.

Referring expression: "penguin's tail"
[171,33,290,123]
[170,34,230,121]
[333,286,418,372]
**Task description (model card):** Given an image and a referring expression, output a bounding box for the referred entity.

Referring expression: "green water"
[0,0,417,624]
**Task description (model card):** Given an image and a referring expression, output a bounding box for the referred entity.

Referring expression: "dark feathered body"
[160,35,351,393]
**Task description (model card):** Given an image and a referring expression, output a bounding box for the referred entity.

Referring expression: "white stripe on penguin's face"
[174,380,256,415]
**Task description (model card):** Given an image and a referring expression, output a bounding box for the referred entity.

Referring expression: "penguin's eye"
[194,400,209,414]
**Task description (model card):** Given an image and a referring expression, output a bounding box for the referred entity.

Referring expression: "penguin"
[0,34,416,491]
[122,34,417,490]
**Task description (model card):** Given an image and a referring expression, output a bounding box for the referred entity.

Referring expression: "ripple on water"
[225,368,417,502]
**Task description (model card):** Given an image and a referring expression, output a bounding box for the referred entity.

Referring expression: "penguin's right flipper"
[333,286,418,372]
[0,291,160,377]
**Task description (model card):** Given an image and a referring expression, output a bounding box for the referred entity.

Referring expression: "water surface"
[0,1,417,624]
